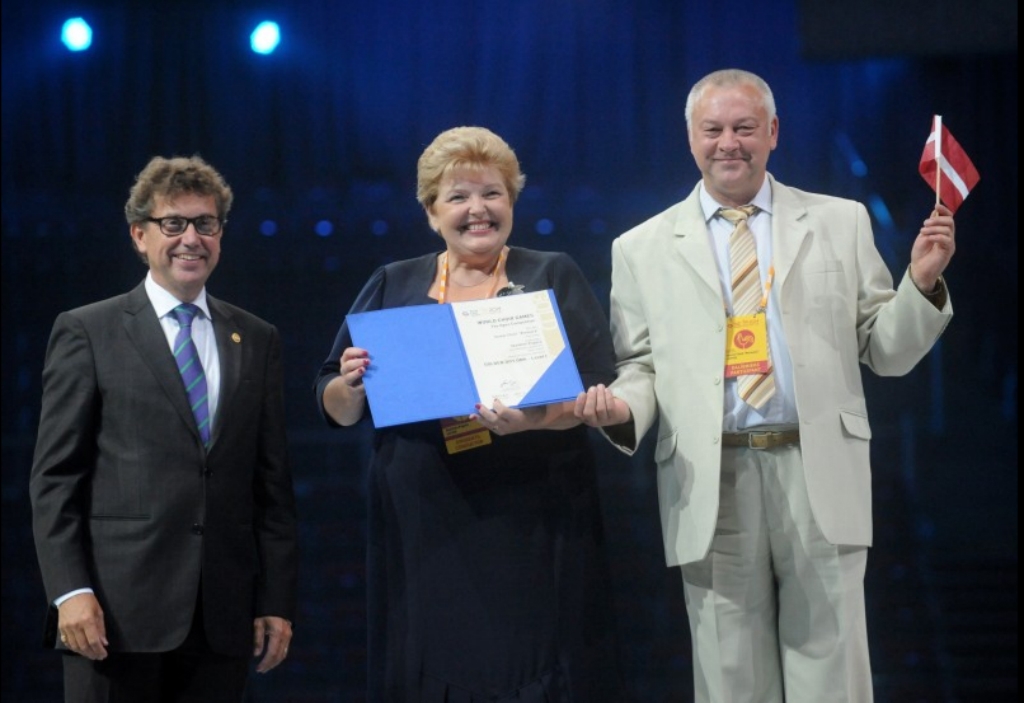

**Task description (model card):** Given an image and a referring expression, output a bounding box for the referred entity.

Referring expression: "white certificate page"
[451,290,567,407]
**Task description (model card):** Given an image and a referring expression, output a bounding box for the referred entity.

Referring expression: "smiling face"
[130,193,221,302]
[688,81,778,207]
[427,166,513,264]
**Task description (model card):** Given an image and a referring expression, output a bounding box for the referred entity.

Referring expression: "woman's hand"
[470,398,581,434]
[471,399,532,435]
[340,347,370,388]
[322,347,370,426]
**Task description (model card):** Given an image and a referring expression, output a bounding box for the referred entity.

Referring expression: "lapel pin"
[231,333,241,343]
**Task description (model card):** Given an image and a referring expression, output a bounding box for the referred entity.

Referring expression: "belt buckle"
[747,431,772,449]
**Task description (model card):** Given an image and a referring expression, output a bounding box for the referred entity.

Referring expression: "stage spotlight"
[250,21,280,55]
[61,17,93,52]
[535,218,554,236]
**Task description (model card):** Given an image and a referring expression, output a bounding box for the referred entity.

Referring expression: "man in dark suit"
[29,155,299,702]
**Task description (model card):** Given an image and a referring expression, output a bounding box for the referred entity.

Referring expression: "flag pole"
[933,115,942,209]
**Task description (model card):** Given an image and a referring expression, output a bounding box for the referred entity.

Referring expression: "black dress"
[315,248,625,701]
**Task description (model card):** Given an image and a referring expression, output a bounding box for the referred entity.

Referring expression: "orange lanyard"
[727,263,775,315]
[437,248,507,304]
[757,264,775,313]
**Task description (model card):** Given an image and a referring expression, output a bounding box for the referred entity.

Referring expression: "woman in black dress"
[315,126,624,701]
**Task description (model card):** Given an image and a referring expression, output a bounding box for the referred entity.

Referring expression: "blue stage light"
[250,21,281,55]
[535,218,554,236]
[61,18,93,52]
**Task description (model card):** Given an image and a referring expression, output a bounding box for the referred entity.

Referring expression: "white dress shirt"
[145,273,222,432]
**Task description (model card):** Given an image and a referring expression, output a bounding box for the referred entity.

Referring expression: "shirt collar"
[144,272,212,320]
[698,174,774,223]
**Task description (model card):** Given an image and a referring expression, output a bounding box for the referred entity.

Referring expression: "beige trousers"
[680,445,873,703]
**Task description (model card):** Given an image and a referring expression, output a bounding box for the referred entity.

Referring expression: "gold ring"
[60,633,68,643]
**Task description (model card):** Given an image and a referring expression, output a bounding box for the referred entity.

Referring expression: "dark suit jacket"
[30,282,298,656]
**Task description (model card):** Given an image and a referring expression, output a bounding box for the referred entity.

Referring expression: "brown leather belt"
[722,429,800,450]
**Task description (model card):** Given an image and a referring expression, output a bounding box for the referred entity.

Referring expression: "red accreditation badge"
[440,416,492,455]
[724,313,772,377]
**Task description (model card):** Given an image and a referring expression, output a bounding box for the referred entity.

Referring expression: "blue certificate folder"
[347,289,584,428]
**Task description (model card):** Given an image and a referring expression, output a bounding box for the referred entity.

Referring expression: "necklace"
[438,249,507,304]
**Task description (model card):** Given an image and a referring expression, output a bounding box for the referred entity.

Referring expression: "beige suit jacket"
[605,175,952,566]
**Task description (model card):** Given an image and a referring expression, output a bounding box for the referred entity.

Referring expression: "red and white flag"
[919,115,980,214]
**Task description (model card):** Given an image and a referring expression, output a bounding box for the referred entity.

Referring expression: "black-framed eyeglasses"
[144,215,225,237]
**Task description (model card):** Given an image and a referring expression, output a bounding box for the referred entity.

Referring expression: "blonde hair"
[416,126,526,209]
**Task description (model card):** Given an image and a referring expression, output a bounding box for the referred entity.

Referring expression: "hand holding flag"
[919,115,979,214]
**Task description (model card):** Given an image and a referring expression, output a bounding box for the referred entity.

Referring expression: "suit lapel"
[769,176,811,295]
[121,283,200,443]
[209,296,241,448]
[673,185,723,300]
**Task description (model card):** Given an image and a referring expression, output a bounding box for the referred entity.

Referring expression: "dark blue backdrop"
[2,1,1016,701]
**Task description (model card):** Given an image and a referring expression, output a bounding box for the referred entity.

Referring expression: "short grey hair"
[684,69,776,136]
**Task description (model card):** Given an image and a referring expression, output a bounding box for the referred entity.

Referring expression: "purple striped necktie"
[170,304,211,448]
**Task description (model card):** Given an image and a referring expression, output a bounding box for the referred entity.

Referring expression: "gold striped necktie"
[719,205,775,409]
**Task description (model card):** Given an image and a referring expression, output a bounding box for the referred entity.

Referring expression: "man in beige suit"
[575,69,955,702]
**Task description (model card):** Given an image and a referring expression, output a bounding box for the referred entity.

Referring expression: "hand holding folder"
[347,289,583,428]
